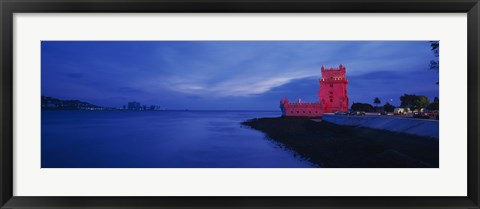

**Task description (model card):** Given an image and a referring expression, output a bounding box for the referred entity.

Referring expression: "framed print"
[1,0,479,208]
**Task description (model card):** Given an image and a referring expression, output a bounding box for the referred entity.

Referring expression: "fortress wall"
[321,114,439,140]
[283,105,323,117]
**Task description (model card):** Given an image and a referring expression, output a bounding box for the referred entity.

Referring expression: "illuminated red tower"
[318,64,349,113]
[279,64,349,117]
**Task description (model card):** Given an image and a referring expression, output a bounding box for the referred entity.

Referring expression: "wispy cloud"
[42,41,438,109]
[148,69,318,97]
[208,71,317,97]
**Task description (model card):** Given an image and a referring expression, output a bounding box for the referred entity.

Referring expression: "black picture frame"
[1,0,479,208]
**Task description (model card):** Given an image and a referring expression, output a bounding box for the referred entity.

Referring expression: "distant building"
[127,101,141,110]
[280,64,349,117]
[149,105,161,111]
[394,107,411,115]
[394,107,425,115]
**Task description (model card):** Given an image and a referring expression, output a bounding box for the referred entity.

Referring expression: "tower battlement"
[320,64,347,81]
[321,64,346,72]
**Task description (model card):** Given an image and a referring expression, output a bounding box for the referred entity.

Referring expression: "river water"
[41,110,314,168]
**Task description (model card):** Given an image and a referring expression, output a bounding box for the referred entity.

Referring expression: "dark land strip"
[241,117,439,168]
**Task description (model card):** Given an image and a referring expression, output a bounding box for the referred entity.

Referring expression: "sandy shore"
[242,117,439,168]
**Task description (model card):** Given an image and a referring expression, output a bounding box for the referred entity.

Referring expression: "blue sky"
[41,41,439,110]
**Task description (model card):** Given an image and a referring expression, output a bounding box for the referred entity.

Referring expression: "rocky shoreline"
[241,117,439,168]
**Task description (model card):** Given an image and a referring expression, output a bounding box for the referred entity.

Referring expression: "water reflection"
[42,110,315,168]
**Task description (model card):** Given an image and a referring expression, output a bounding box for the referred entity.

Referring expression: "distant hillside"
[41,96,109,110]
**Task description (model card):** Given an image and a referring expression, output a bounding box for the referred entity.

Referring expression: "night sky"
[41,41,439,110]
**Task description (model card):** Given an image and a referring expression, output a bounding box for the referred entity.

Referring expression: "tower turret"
[318,64,349,113]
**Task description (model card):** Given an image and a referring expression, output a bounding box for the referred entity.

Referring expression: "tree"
[383,102,395,112]
[426,97,439,111]
[416,96,430,110]
[400,94,430,111]
[430,41,439,85]
[430,41,439,70]
[351,103,374,112]
[373,97,381,107]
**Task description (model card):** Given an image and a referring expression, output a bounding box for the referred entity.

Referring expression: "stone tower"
[318,64,349,113]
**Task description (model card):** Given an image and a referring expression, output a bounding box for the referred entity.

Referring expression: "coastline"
[242,117,439,168]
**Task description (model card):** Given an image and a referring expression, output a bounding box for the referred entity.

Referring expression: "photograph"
[41,41,440,168]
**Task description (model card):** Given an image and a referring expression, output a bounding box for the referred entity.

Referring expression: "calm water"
[42,110,315,168]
